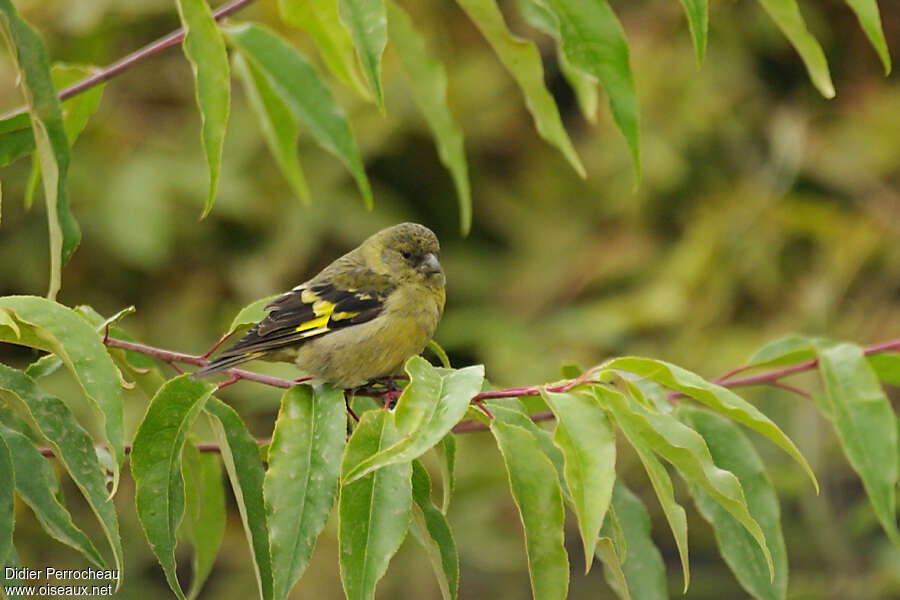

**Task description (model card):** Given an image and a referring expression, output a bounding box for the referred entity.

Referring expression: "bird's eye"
[401,250,412,260]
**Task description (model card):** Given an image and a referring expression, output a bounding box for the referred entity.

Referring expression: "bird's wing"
[214,272,394,360]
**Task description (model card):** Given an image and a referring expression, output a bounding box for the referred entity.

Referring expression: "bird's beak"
[419,252,442,275]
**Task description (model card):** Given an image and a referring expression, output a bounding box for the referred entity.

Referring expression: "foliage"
[0,0,898,599]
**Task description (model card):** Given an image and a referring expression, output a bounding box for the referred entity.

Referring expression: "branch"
[2,0,257,119]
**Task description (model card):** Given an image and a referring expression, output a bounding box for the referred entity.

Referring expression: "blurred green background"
[1,0,899,598]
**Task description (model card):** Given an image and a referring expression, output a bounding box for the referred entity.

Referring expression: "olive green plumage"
[193,222,446,388]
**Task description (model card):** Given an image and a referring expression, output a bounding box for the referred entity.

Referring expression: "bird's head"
[365,222,444,288]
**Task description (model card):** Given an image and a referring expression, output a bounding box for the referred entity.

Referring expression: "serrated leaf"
[233,52,310,205]
[605,482,668,600]
[225,23,373,209]
[0,0,79,298]
[866,352,900,386]
[597,384,774,580]
[205,397,273,600]
[266,385,346,600]
[175,0,230,217]
[0,364,123,587]
[604,386,688,591]
[815,342,899,543]
[606,356,817,492]
[677,0,707,65]
[339,410,412,600]
[0,421,105,568]
[131,376,216,600]
[181,441,225,600]
[411,461,459,600]
[338,0,387,111]
[456,0,584,177]
[680,407,787,600]
[541,389,615,572]
[278,0,370,98]
[756,0,835,98]
[387,1,472,235]
[535,0,641,182]
[490,420,569,600]
[0,296,125,491]
[844,0,891,74]
[0,433,12,569]
[343,358,484,484]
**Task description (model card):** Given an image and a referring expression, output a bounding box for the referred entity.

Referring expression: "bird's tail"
[191,352,263,380]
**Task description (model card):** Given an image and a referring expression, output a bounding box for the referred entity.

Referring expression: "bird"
[192,222,446,388]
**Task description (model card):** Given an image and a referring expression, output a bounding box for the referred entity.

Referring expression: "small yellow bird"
[193,223,446,388]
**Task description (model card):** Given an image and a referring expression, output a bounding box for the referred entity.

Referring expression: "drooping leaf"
[756,0,835,97]
[536,0,641,182]
[0,296,125,490]
[0,433,13,571]
[0,113,33,167]
[175,0,230,217]
[0,421,105,568]
[339,410,412,600]
[815,342,899,543]
[844,0,891,74]
[387,1,472,235]
[542,389,615,571]
[867,352,900,387]
[233,52,310,205]
[225,23,373,209]
[488,401,567,493]
[681,407,787,600]
[0,364,123,587]
[597,384,774,580]
[278,0,370,97]
[677,0,708,65]
[131,376,216,600]
[606,356,817,492]
[338,0,387,110]
[456,0,584,177]
[436,434,455,513]
[605,482,668,600]
[490,419,569,600]
[181,441,226,600]
[411,461,459,600]
[595,536,629,600]
[266,385,346,600]
[0,0,79,298]
[205,397,273,600]
[343,358,484,484]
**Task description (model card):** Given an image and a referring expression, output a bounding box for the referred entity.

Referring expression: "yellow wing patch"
[295,314,329,332]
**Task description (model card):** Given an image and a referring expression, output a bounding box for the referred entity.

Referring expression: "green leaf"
[488,401,567,492]
[0,0,79,298]
[558,53,598,123]
[490,420,569,600]
[265,385,346,600]
[606,356,818,492]
[181,441,226,600]
[0,433,13,570]
[427,339,452,369]
[0,296,125,490]
[205,397,273,600]
[339,410,412,600]
[0,113,36,166]
[343,358,484,483]
[2,545,21,597]
[867,352,900,387]
[541,389,615,571]
[436,434,455,513]
[233,52,310,205]
[597,384,775,580]
[0,364,123,587]
[456,0,584,177]
[278,0,370,98]
[0,421,105,568]
[174,0,230,217]
[387,1,472,235]
[225,23,373,209]
[131,375,216,600]
[844,0,891,74]
[680,407,787,600]
[605,387,688,591]
[411,461,459,600]
[605,482,668,600]
[536,0,641,182]
[746,335,816,368]
[338,0,387,110]
[756,0,835,98]
[53,64,105,142]
[677,0,708,65]
[227,294,280,337]
[595,537,629,600]
[815,342,899,543]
